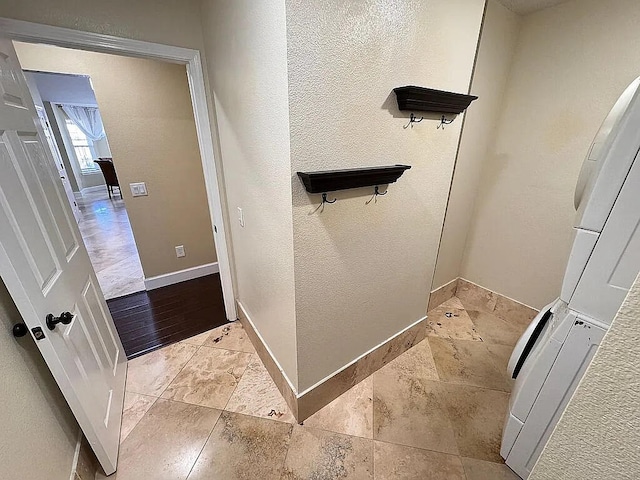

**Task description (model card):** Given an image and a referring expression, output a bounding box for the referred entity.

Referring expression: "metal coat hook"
[311,192,337,214]
[404,113,424,129]
[366,185,388,204]
[437,115,455,130]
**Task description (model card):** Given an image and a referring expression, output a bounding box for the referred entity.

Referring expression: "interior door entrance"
[0,38,125,475]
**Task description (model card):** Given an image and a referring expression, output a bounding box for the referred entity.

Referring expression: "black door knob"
[12,322,28,337]
[46,312,74,330]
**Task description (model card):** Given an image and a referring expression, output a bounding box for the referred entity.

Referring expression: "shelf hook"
[437,115,455,130]
[404,113,424,129]
[311,192,337,214]
[366,185,388,204]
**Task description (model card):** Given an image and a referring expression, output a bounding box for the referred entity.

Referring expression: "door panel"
[0,38,125,475]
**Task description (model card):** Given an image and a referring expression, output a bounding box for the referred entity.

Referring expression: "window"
[64,119,99,174]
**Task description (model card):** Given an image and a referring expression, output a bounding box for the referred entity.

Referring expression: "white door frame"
[0,17,237,321]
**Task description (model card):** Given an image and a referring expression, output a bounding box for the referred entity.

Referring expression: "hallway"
[97,292,524,480]
[76,188,145,299]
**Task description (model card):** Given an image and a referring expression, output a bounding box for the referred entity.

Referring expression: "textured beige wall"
[433,0,520,289]
[200,0,298,387]
[16,42,217,278]
[287,0,486,391]
[460,0,640,309]
[0,0,205,51]
[0,280,79,479]
[531,273,640,479]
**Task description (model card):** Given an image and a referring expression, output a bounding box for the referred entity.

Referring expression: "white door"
[0,39,125,475]
[35,104,82,222]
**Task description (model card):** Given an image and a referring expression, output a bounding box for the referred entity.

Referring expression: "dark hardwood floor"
[107,274,229,359]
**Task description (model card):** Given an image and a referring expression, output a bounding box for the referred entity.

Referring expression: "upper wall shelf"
[393,86,478,114]
[297,165,411,194]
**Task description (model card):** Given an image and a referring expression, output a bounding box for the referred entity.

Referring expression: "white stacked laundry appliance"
[501,76,640,479]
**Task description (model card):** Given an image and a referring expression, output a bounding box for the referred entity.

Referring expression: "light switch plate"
[130,182,148,197]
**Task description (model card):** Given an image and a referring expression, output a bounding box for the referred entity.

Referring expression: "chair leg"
[108,185,112,199]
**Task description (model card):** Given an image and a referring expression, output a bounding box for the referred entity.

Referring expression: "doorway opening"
[24,69,145,301]
[15,41,230,358]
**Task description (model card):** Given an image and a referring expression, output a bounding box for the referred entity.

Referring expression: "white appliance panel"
[574,77,640,233]
[560,228,598,303]
[570,149,640,322]
[504,317,606,479]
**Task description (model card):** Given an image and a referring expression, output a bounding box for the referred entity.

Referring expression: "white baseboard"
[144,262,219,290]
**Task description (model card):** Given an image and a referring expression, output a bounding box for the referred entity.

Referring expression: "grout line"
[155,343,201,399]
[184,408,224,480]
[373,437,463,459]
[119,393,159,445]
[220,352,254,413]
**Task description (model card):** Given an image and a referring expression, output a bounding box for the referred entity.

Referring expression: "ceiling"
[24,70,98,106]
[497,0,571,15]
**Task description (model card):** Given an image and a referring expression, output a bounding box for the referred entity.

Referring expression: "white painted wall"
[531,273,640,479]
[287,0,486,391]
[200,0,298,388]
[433,0,520,289]
[460,0,640,309]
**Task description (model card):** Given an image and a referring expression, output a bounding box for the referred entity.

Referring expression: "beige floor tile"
[461,457,520,480]
[377,338,440,382]
[486,343,516,392]
[116,399,221,480]
[281,425,373,479]
[468,310,525,346]
[373,441,466,479]
[303,376,373,438]
[188,411,292,480]
[427,297,482,342]
[180,329,213,346]
[120,392,157,443]
[373,371,458,455]
[456,281,498,313]
[161,346,252,409]
[439,383,510,463]
[203,322,256,353]
[428,337,512,392]
[225,355,295,423]
[126,342,198,397]
[493,295,538,328]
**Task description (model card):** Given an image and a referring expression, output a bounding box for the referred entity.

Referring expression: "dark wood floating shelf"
[297,165,411,194]
[393,86,478,114]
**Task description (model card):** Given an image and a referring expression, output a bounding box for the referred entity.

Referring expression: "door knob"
[12,322,28,337]
[46,312,74,330]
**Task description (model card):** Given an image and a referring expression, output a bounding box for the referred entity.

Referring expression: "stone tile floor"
[76,188,145,299]
[101,296,526,479]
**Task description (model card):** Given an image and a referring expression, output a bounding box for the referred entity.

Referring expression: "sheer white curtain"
[60,105,106,141]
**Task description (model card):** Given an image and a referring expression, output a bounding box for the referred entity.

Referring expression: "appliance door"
[570,148,640,323]
[508,300,559,379]
[574,77,640,232]
[505,318,607,479]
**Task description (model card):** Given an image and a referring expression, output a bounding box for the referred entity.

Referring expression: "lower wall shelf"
[297,164,411,194]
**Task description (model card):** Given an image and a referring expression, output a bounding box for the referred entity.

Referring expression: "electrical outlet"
[130,182,148,197]
[175,245,185,258]
[237,207,245,227]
